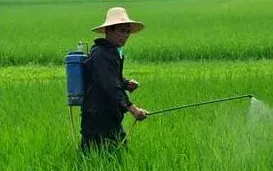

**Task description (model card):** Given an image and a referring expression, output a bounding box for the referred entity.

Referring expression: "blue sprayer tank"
[65,44,88,106]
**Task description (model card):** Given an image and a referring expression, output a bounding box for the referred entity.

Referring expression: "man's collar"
[94,38,117,48]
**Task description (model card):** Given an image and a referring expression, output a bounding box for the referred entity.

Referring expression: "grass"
[1,60,273,170]
[1,0,273,65]
[1,0,273,170]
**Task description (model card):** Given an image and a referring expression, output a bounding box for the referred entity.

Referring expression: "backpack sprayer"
[65,41,89,141]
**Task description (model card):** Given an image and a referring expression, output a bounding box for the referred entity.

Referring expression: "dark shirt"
[81,38,132,137]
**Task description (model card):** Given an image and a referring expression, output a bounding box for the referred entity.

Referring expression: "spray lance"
[147,94,253,116]
[65,41,89,141]
[120,94,254,146]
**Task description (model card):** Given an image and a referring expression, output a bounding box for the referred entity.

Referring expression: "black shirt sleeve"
[122,78,130,90]
[89,48,133,110]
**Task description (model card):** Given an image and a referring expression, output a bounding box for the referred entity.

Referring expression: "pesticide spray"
[248,97,273,121]
[247,97,273,131]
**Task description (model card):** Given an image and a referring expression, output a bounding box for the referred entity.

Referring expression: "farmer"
[81,7,148,152]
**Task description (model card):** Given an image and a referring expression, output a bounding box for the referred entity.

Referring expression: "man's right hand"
[128,104,148,121]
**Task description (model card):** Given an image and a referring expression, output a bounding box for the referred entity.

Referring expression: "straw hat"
[92,7,144,34]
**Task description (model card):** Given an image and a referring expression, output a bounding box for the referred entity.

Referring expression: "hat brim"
[91,20,144,34]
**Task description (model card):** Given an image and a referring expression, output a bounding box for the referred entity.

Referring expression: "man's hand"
[127,79,139,93]
[128,104,148,121]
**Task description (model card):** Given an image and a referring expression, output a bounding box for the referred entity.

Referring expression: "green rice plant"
[1,60,273,170]
[1,0,273,65]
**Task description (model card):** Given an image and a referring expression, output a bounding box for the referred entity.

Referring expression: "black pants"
[80,108,126,153]
[81,130,128,167]
[81,129,126,150]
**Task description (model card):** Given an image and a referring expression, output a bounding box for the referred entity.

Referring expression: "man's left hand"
[127,79,139,93]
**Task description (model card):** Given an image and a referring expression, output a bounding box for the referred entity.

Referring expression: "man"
[81,7,148,152]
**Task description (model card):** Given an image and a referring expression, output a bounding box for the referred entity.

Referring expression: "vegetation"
[1,0,272,65]
[1,61,273,170]
[1,0,273,170]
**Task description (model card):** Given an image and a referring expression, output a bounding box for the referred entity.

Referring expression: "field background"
[1,0,273,170]
[1,0,273,65]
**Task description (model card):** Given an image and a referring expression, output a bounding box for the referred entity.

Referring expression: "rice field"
[1,61,273,170]
[1,0,273,65]
[1,0,273,170]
